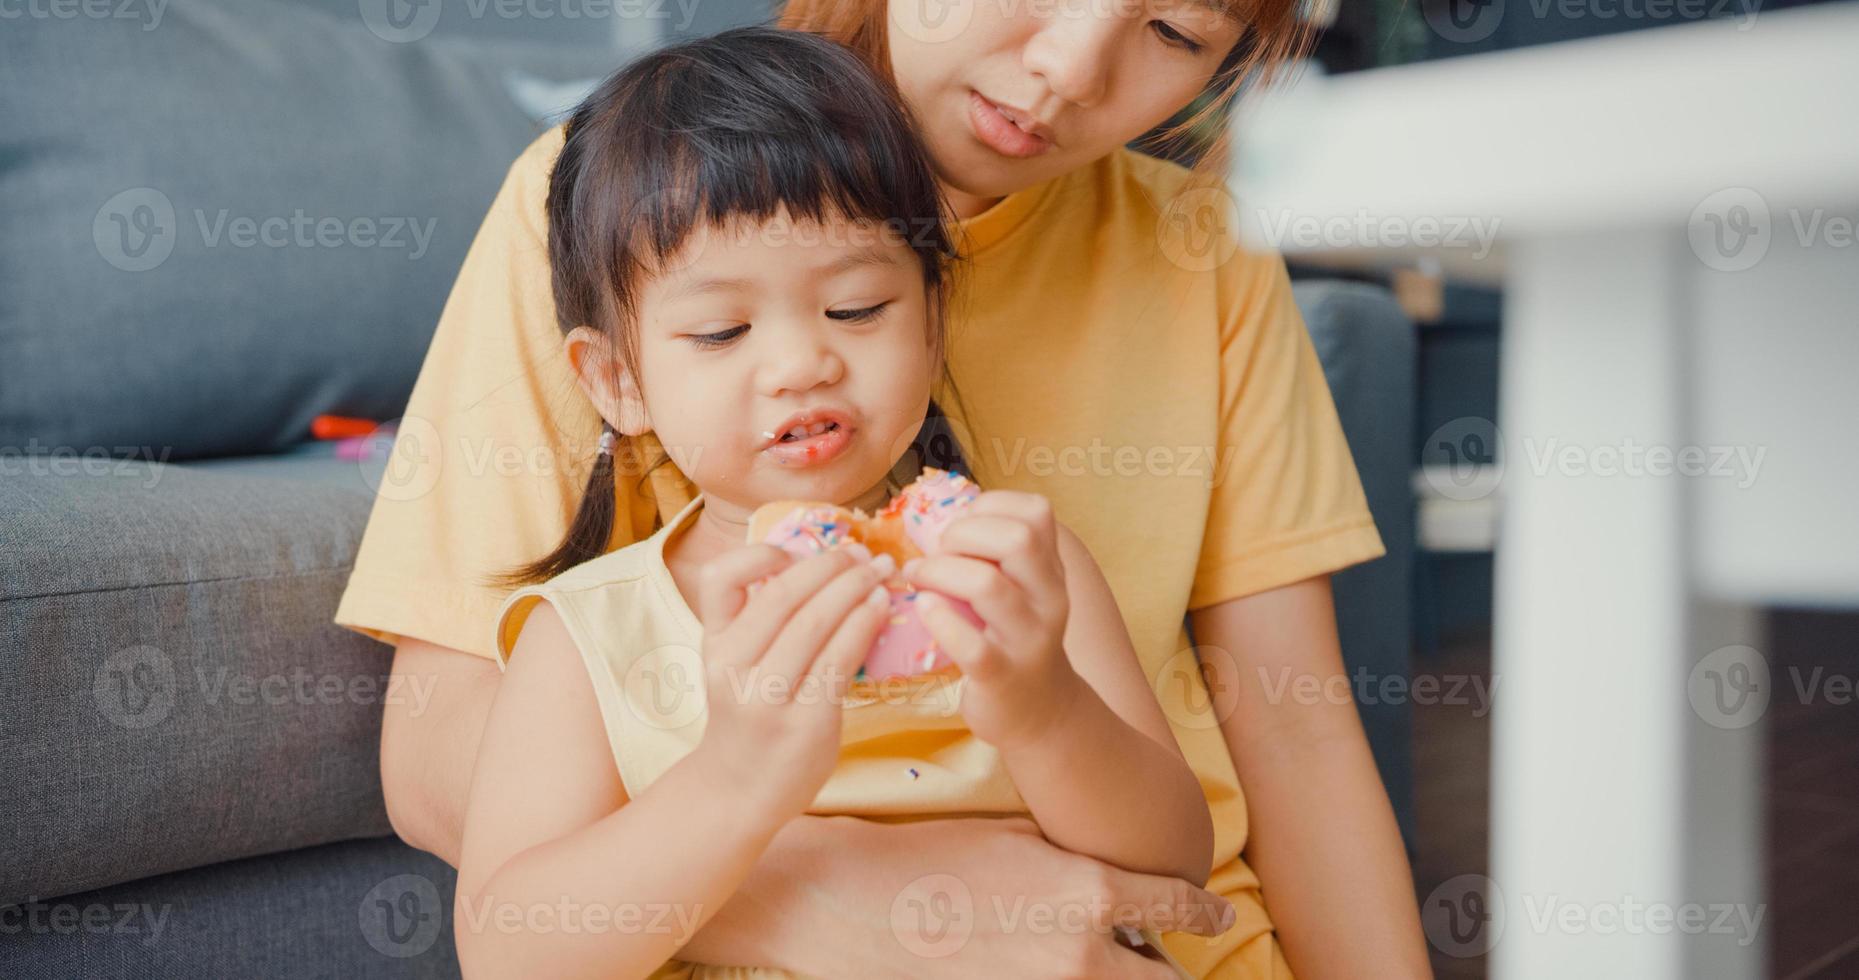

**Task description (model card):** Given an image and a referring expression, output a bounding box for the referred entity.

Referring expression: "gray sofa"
[0,2,1415,975]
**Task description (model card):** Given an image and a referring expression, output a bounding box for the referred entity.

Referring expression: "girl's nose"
[758,329,845,396]
[1022,8,1117,109]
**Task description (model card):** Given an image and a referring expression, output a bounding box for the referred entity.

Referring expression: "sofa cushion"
[0,836,459,979]
[0,0,613,460]
[0,450,397,907]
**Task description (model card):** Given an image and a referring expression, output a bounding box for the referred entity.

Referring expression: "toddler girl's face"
[625,208,936,513]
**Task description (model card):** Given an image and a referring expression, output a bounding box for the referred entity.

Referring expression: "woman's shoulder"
[1045,149,1280,277]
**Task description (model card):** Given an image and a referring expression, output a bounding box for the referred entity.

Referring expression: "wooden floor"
[1407,610,1859,979]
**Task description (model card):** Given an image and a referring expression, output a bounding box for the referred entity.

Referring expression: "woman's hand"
[691,545,891,818]
[786,814,1235,980]
[902,490,1089,750]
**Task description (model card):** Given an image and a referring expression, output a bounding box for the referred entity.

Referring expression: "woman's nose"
[758,329,845,396]
[1022,9,1117,108]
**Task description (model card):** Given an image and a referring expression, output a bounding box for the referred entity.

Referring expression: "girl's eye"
[1151,21,1206,55]
[825,302,892,324]
[687,324,748,350]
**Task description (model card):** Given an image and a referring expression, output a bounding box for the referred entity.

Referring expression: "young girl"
[454,30,1214,978]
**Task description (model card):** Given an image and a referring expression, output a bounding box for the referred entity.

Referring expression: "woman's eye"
[825,302,892,324]
[1151,21,1206,55]
[687,324,748,350]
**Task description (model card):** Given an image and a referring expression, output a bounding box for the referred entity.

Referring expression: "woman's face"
[886,0,1244,211]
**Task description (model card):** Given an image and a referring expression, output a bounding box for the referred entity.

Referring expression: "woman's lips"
[968,91,1053,159]
[762,420,853,467]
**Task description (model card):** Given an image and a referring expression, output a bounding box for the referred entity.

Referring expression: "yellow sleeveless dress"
[497,494,1186,978]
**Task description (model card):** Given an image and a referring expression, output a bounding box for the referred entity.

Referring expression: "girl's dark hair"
[508,27,960,585]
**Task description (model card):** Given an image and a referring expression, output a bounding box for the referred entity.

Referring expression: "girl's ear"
[564,326,652,436]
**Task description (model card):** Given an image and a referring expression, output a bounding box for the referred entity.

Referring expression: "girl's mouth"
[761,417,854,467]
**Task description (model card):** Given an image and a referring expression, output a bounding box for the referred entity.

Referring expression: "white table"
[1229,7,1859,977]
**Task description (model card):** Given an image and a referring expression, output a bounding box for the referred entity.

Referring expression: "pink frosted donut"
[746,469,984,681]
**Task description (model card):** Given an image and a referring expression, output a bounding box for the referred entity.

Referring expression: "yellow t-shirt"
[337,126,1381,978]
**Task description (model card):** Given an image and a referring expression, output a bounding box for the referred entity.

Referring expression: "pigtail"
[498,427,620,586]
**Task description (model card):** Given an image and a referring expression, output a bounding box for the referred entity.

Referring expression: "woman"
[338,1,1430,976]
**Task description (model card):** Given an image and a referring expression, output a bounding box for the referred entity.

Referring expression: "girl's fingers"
[936,513,1065,608]
[806,586,891,703]
[712,550,863,668]
[693,544,793,628]
[901,554,1042,641]
[757,562,886,685]
[915,592,996,680]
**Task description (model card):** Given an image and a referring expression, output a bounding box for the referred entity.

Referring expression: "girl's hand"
[901,491,1089,751]
[691,545,891,819]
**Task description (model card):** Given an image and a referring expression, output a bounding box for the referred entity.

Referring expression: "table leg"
[1487,230,1760,978]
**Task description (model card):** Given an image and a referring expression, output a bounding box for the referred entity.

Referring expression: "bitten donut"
[748,468,983,681]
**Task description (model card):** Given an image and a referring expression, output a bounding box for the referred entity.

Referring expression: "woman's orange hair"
[776,0,1315,171]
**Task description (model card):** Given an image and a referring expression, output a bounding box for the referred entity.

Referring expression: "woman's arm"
[1192,575,1432,979]
[984,525,1215,885]
[453,603,795,979]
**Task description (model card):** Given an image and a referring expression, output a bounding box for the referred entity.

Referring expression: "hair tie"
[597,429,616,456]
